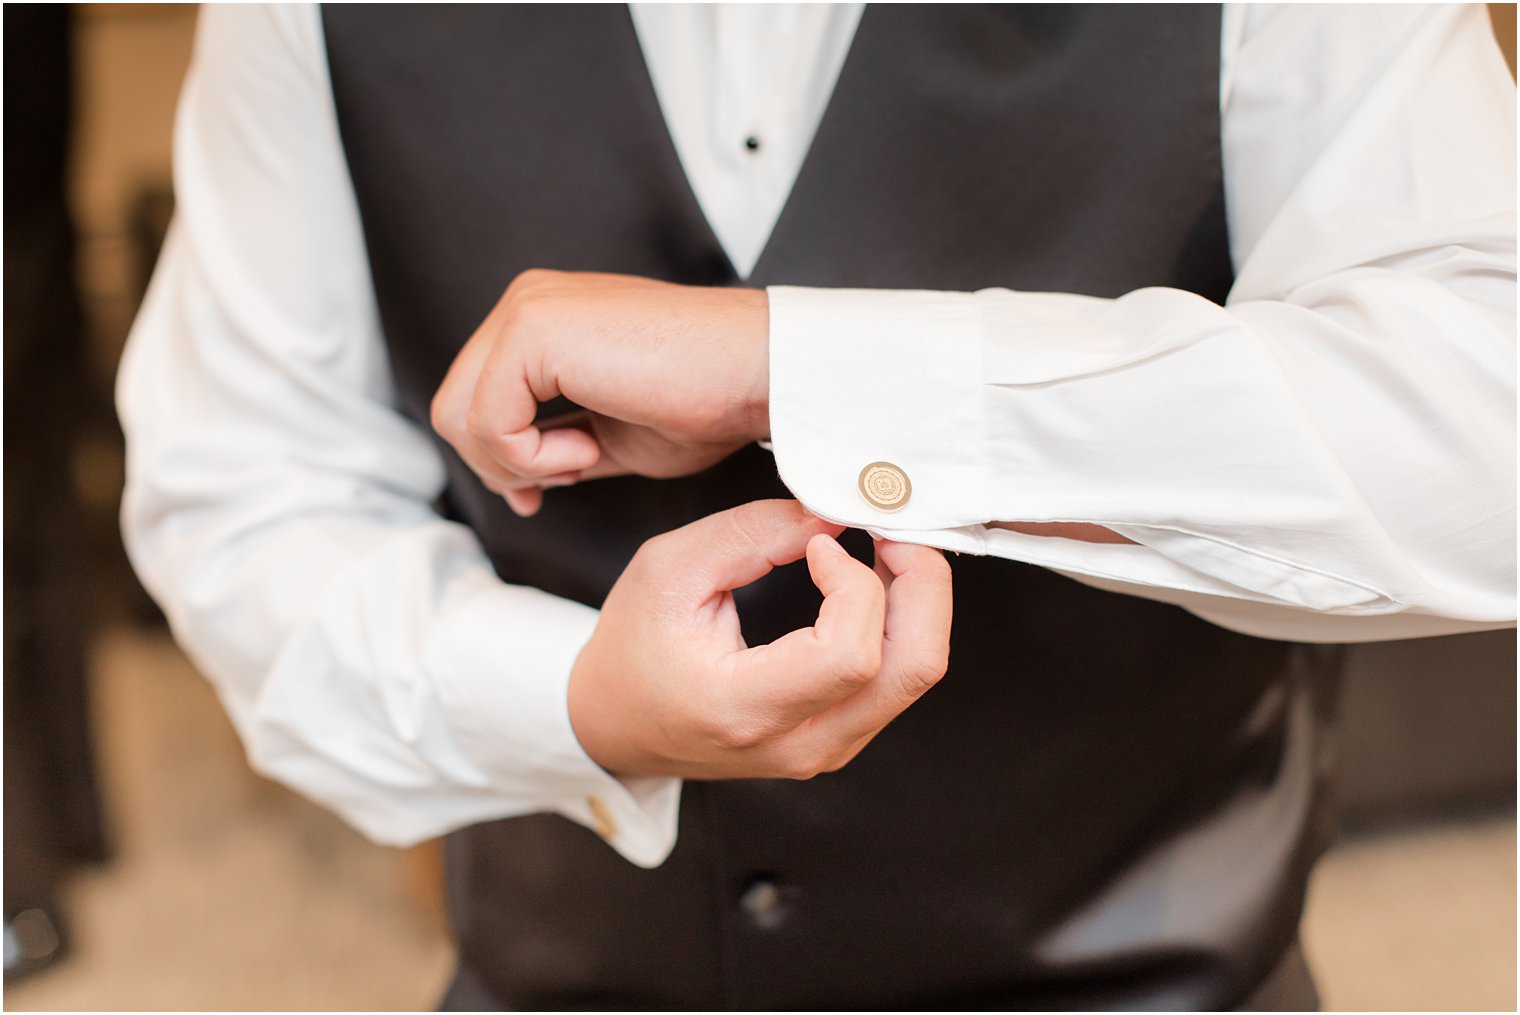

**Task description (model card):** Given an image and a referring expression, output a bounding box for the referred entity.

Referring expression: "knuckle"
[683,394,730,436]
[429,394,456,439]
[470,423,534,473]
[506,267,555,298]
[504,269,571,325]
[636,531,677,569]
[781,754,827,782]
[834,640,881,686]
[697,679,780,753]
[624,550,657,586]
[726,504,770,556]
[898,649,949,697]
[464,404,496,445]
[780,741,858,781]
[818,748,855,774]
[710,713,769,751]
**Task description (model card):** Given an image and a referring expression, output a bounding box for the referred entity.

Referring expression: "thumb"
[653,499,844,600]
[817,539,952,743]
[722,532,887,728]
[536,411,631,481]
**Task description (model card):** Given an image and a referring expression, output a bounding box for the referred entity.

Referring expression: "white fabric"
[118,3,1516,868]
[770,5,1516,644]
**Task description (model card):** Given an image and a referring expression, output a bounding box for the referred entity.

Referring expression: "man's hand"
[432,269,770,516]
[568,500,953,780]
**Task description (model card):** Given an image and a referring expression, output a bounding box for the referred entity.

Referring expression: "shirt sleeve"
[767,3,1517,643]
[117,4,680,867]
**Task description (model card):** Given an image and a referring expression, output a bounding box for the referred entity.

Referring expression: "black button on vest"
[322,6,1340,1009]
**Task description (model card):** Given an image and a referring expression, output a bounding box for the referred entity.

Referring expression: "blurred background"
[2,4,1516,1011]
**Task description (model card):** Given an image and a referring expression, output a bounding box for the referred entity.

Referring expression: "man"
[120,5,1515,1009]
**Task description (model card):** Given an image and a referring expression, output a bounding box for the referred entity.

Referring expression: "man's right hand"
[568,500,953,780]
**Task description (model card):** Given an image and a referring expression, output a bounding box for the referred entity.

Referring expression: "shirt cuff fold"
[767,285,991,535]
[427,573,681,868]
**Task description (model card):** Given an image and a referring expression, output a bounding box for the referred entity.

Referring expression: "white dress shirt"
[118,4,1517,869]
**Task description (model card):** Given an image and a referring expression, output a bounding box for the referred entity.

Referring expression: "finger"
[497,471,581,518]
[450,435,552,497]
[503,486,543,517]
[578,456,633,481]
[877,540,953,659]
[872,536,894,590]
[431,328,494,446]
[536,409,595,435]
[455,430,578,516]
[755,716,883,782]
[810,535,887,672]
[469,406,603,480]
[826,727,880,771]
[460,320,605,479]
[453,439,528,495]
[468,330,549,462]
[540,412,631,481]
[537,471,582,490]
[803,540,952,744]
[721,534,887,730]
[650,499,843,598]
[435,331,592,494]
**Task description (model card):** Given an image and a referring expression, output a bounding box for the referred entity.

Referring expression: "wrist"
[733,287,770,440]
[567,635,661,778]
[567,640,619,775]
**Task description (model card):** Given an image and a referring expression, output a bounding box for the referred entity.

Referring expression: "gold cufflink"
[587,795,617,840]
[858,461,910,512]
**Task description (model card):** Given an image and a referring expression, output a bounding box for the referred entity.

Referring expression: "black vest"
[323,6,1339,1008]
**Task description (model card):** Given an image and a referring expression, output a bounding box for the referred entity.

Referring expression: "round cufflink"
[858,461,911,512]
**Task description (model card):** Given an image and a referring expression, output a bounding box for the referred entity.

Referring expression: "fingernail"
[816,534,845,554]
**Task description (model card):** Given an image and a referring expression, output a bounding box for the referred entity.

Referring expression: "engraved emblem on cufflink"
[858,461,911,512]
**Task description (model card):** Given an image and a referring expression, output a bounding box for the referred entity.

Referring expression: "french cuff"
[766,286,991,536]
[429,573,681,868]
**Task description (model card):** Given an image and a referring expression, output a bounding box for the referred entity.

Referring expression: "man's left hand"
[431,269,770,515]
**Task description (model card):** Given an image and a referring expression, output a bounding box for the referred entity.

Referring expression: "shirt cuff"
[427,572,681,868]
[767,285,991,545]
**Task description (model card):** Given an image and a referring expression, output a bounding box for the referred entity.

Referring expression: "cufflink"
[587,795,617,840]
[858,461,910,512]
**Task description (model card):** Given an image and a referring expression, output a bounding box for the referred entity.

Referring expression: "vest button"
[858,461,911,512]
[738,878,787,929]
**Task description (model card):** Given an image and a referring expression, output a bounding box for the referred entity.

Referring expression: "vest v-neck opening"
[621,5,865,283]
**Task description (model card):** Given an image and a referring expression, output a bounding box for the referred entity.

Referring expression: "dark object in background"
[1338,631,1516,828]
[3,4,111,981]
